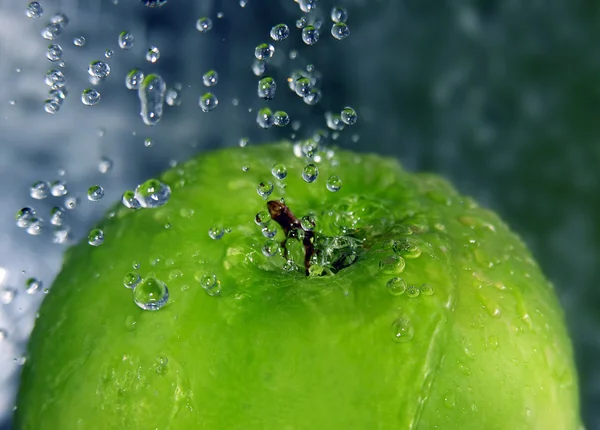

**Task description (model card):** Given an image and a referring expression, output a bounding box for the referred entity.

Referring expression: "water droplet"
[26,219,44,235]
[394,238,422,259]
[26,2,43,19]
[296,17,308,29]
[25,278,42,295]
[143,138,154,148]
[49,180,67,197]
[196,17,213,33]
[138,74,166,126]
[302,25,319,45]
[261,224,277,238]
[16,208,36,228]
[88,60,110,79]
[391,318,414,343]
[30,181,49,199]
[326,175,342,192]
[73,36,86,47]
[81,88,101,106]
[270,23,290,41]
[331,22,350,40]
[331,6,348,23]
[146,46,160,63]
[44,69,66,89]
[303,88,322,105]
[208,225,225,240]
[87,185,104,201]
[134,179,171,208]
[123,272,141,289]
[255,43,275,61]
[64,196,79,210]
[199,92,219,112]
[133,276,169,310]
[257,181,274,199]
[257,77,276,100]
[202,70,219,87]
[340,106,357,125]
[49,207,66,226]
[46,44,63,62]
[50,12,69,27]
[326,112,345,130]
[118,31,135,50]
[300,215,316,231]
[271,163,287,179]
[126,69,144,90]
[302,164,319,183]
[293,76,312,97]
[98,156,113,173]
[256,107,274,128]
[0,288,16,305]
[379,255,406,274]
[44,99,60,114]
[387,277,407,296]
[0,329,7,341]
[262,239,280,257]
[406,285,420,298]
[104,49,114,59]
[88,229,104,246]
[255,210,271,226]
[274,111,290,127]
[195,272,221,296]
[420,284,434,295]
[41,24,61,40]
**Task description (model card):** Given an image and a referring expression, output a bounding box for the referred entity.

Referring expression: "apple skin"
[16,142,580,429]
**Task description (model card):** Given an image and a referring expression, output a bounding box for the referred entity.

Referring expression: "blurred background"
[0,0,599,428]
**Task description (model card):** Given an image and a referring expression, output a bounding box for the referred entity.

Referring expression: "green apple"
[15,142,580,429]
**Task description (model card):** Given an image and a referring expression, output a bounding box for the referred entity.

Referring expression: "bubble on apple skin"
[386,277,407,296]
[118,31,135,50]
[133,276,169,311]
[126,69,144,90]
[255,43,275,61]
[257,181,274,199]
[208,225,225,240]
[256,108,274,128]
[0,287,16,305]
[270,23,290,41]
[195,272,221,296]
[25,278,42,295]
[134,179,171,208]
[199,92,219,112]
[331,6,348,23]
[271,163,287,180]
[406,284,420,298]
[146,46,160,63]
[257,77,276,100]
[26,2,43,19]
[16,207,36,228]
[123,272,141,289]
[196,17,213,33]
[391,318,414,343]
[88,60,111,79]
[138,74,166,126]
[379,255,406,274]
[81,89,101,106]
[302,164,319,183]
[88,229,104,246]
[326,176,342,192]
[46,44,63,62]
[331,22,350,40]
[302,25,319,46]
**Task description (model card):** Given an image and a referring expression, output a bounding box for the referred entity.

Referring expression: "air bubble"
[420,284,434,295]
[16,208,36,228]
[26,2,43,19]
[44,100,61,114]
[88,60,110,79]
[379,255,406,274]
[26,219,44,235]
[255,43,275,61]
[105,49,114,59]
[239,137,249,148]
[134,179,171,208]
[262,239,280,257]
[98,156,113,173]
[296,17,308,29]
[406,285,420,298]
[274,111,290,126]
[257,77,276,99]
[302,25,319,45]
[391,318,414,343]
[202,70,219,87]
[49,207,66,226]
[340,106,357,125]
[142,0,167,7]
[252,59,266,77]
[87,185,104,201]
[294,77,312,97]
[64,196,79,210]
[195,272,221,296]
[302,164,319,183]
[387,277,407,296]
[271,163,287,179]
[133,277,169,310]
[50,180,67,196]
[44,70,66,89]
[331,6,348,23]
[73,36,86,47]
[81,89,101,106]
[0,288,16,305]
[255,210,271,226]
[30,181,49,199]
[303,88,322,105]
[26,278,42,295]
[326,176,342,192]
[41,24,61,40]
[256,107,274,128]
[270,24,290,41]
[199,92,219,112]
[196,17,213,33]
[123,272,141,289]
[208,225,225,240]
[146,46,160,63]
[331,22,350,40]
[138,74,166,126]
[257,181,274,199]
[118,31,135,50]
[88,229,104,246]
[46,44,63,62]
[300,215,316,231]
[326,112,345,130]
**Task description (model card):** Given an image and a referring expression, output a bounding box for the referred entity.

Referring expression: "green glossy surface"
[16,143,580,429]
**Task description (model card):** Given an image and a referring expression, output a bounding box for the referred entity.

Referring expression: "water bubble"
[88,60,110,79]
[118,31,135,49]
[26,278,42,295]
[44,70,66,89]
[387,277,407,296]
[105,49,114,59]
[133,276,169,310]
[262,239,280,257]
[49,180,67,196]
[44,100,61,114]
[257,181,274,199]
[379,255,406,274]
[146,46,160,63]
[294,77,312,97]
[252,59,266,77]
[257,77,276,99]
[255,43,275,61]
[262,224,277,238]
[199,92,219,112]
[208,225,225,240]
[391,318,414,343]
[302,25,319,45]
[195,272,221,296]
[196,17,213,33]
[50,13,69,27]
[303,88,322,105]
[331,6,348,23]
[81,89,101,106]
[326,112,345,130]
[340,107,357,125]
[296,17,308,29]
[302,164,319,183]
[123,272,141,289]
[394,238,422,259]
[122,190,141,209]
[165,87,182,106]
[274,111,290,127]
[138,74,166,126]
[98,156,113,173]
[202,70,219,87]
[72,36,86,47]
[256,107,274,128]
[87,185,104,201]
[135,179,171,208]
[0,288,16,305]
[49,207,66,226]
[26,2,43,19]
[41,24,61,40]
[271,163,287,179]
[331,22,350,40]
[255,210,271,226]
[16,208,36,228]
[406,285,420,298]
[238,137,249,148]
[88,229,104,246]
[300,215,316,231]
[143,138,153,148]
[30,181,49,199]
[125,68,144,90]
[270,24,290,42]
[326,175,342,192]
[64,196,79,210]
[420,284,434,296]
[26,219,44,235]
[142,0,167,7]
[46,44,63,62]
